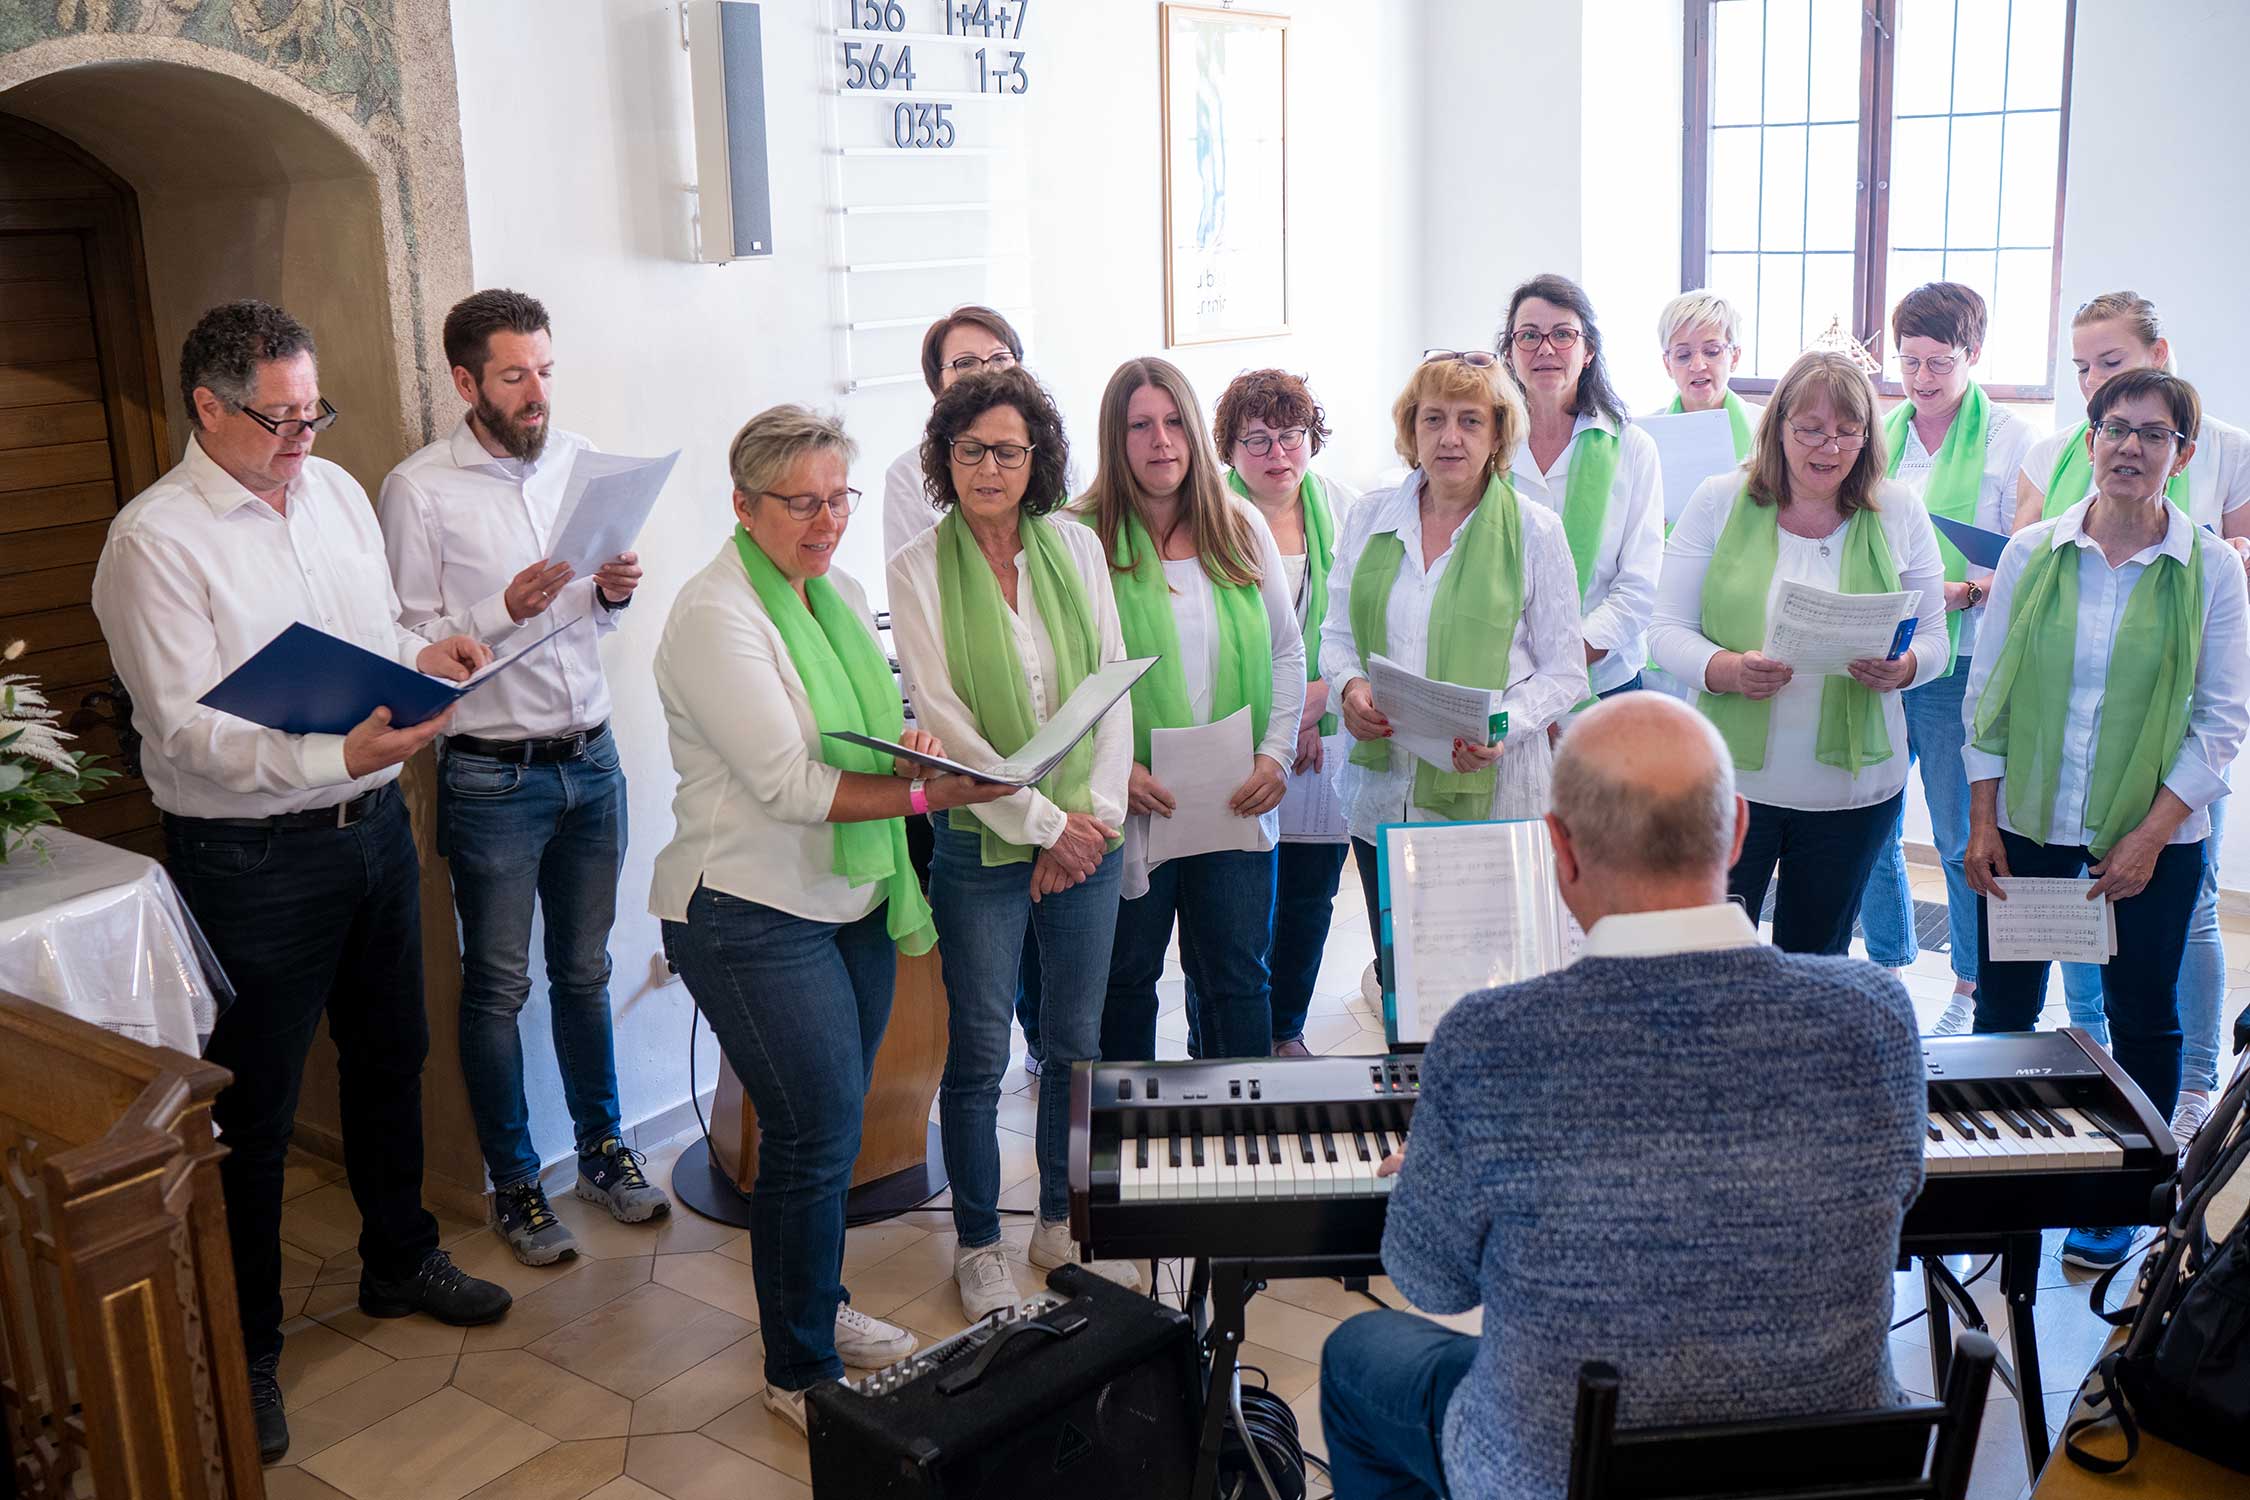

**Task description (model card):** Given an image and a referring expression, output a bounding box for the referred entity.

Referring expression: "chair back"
[1564,1331,1997,1500]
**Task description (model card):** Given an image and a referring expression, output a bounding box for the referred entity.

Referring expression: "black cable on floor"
[1890,1253,1998,1332]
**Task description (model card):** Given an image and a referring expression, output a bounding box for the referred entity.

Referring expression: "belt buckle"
[336,798,353,829]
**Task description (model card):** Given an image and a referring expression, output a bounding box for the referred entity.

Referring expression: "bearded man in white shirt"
[91,300,514,1464]
[378,289,663,1269]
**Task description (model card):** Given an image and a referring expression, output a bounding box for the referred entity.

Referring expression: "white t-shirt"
[1887,398,2035,660]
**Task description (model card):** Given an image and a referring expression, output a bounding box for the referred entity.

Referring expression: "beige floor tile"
[630,1334,767,1434]
[280,1239,325,1291]
[582,1478,671,1500]
[283,1355,457,1464]
[543,1187,683,1259]
[1262,1275,1399,1324]
[839,1221,928,1275]
[464,1255,652,1353]
[302,1282,470,1359]
[455,1349,633,1439]
[280,1284,311,1322]
[1238,1340,1319,1403]
[301,1387,554,1500]
[277,1318,393,1409]
[283,1147,345,1202]
[993,1086,1039,1136]
[1243,1292,1343,1366]
[698,1392,813,1485]
[280,1184,366,1261]
[650,1251,762,1324]
[461,1438,625,1500]
[260,1468,356,1499]
[1290,1385,1325,1465]
[528,1282,753,1399]
[647,1208,746,1257]
[628,1430,810,1499]
[887,1279,978,1344]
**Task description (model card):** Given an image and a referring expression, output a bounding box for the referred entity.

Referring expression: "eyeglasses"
[237,397,339,437]
[1236,428,1309,456]
[949,438,1034,469]
[1422,348,1498,367]
[943,351,1017,375]
[1510,327,1583,353]
[1665,343,1734,365]
[761,487,863,520]
[1895,351,1963,377]
[1787,424,1869,451]
[2093,419,2188,449]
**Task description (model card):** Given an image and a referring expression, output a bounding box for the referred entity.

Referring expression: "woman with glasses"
[883,305,1024,560]
[2011,291,2250,1147]
[1500,274,1663,704]
[1650,352,1948,955]
[1080,357,1306,1064]
[1653,290,1761,458]
[651,405,1009,1432]
[1964,369,2249,1269]
[1852,284,2036,1032]
[1318,351,1587,949]
[886,367,1142,1319]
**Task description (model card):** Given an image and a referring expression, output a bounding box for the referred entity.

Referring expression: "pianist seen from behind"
[1318,692,1926,1500]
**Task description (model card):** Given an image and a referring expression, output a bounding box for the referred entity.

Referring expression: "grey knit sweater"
[1382,944,1926,1497]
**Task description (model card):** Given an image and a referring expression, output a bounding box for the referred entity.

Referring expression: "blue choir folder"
[199,617,575,736]
[1931,515,2011,571]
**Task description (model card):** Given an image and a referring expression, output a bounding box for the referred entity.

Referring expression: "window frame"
[1679,0,2078,403]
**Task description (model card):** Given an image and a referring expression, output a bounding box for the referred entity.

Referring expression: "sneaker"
[492,1181,578,1266]
[1360,960,1382,1008]
[764,1383,808,1436]
[2060,1225,2137,1270]
[833,1302,917,1366]
[2169,1089,2215,1150]
[1021,1052,1042,1079]
[577,1135,671,1223]
[1931,995,1974,1036]
[1274,1037,1314,1058]
[359,1248,513,1325]
[1029,1216,1145,1294]
[954,1241,1023,1321]
[247,1351,289,1463]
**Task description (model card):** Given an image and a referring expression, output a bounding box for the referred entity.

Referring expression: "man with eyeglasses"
[378,288,666,1272]
[91,300,513,1463]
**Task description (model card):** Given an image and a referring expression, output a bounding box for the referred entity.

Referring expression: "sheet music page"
[1637,407,1740,526]
[988,657,1156,782]
[1385,820,1573,1043]
[1278,733,1351,844]
[1987,876,2114,964]
[1368,653,1499,769]
[544,450,680,575]
[1146,707,1266,864]
[1761,580,1922,675]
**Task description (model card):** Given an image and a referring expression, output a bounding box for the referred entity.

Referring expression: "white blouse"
[886,515,1133,851]
[1649,475,1950,812]
[2020,413,2250,532]
[1315,473,1589,842]
[882,444,941,561]
[1509,413,1665,696]
[649,543,890,926]
[1960,499,2250,848]
[1887,398,2035,661]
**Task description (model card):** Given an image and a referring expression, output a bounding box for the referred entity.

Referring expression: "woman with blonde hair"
[1081,357,1305,1062]
[1653,289,1762,458]
[1317,351,1586,944]
[1649,352,1947,954]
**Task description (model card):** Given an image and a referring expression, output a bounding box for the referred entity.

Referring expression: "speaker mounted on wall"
[686,0,776,261]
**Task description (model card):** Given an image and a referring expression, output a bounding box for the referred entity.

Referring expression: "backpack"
[2062,1049,2250,1476]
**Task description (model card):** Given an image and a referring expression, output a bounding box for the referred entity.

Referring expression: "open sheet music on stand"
[1987,876,2118,964]
[1376,818,1579,1046]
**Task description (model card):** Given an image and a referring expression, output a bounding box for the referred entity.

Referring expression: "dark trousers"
[168,787,440,1367]
[1727,792,1904,955]
[1975,828,2200,1120]
[1101,848,1277,1062]
[1184,839,1350,1053]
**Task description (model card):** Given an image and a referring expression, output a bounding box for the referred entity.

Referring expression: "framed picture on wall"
[1160,4,1290,347]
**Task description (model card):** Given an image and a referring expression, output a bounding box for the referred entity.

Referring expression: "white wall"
[447,0,1430,1169]
[1579,0,1683,415]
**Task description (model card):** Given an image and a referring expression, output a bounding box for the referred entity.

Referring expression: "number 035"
[892,101,956,149]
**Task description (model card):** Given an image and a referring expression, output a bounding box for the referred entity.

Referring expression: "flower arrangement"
[1,639,120,862]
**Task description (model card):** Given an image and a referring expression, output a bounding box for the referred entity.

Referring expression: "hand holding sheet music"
[544,450,679,577]
[1368,653,1501,768]
[1761,580,1923,675]
[1986,876,2118,964]
[1146,707,1267,864]
[828,657,1155,785]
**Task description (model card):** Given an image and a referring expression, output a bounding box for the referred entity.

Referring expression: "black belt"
[163,784,395,834]
[446,722,608,765]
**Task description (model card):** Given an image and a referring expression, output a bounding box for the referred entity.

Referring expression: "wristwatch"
[1963,580,1986,609]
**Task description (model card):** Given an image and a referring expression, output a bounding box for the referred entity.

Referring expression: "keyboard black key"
[1268,1131,1284,1164]
[1191,1136,1206,1168]
[1299,1134,1314,1164]
[1320,1129,1339,1164]
[1136,1137,1149,1169]
[1223,1135,1239,1167]
[1245,1133,1261,1166]
[1169,1136,1182,1168]
[1353,1130,1372,1161]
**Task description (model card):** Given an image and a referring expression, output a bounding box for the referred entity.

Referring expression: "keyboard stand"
[1184,1252,1384,1500]
[1911,1233,2047,1474]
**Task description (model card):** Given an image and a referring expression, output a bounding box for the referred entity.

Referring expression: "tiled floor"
[262,865,2250,1500]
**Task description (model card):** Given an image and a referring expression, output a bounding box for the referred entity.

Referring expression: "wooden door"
[0,116,169,856]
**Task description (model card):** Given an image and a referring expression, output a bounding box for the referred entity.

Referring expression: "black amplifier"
[806,1263,1199,1498]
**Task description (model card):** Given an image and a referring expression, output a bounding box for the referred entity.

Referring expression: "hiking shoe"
[2060,1225,2136,1270]
[359,1248,512,1325]
[577,1135,671,1223]
[954,1242,1022,1321]
[493,1180,578,1266]
[834,1302,917,1366]
[1931,995,1974,1036]
[248,1351,289,1463]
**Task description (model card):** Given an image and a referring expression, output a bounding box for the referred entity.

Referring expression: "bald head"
[1551,695,1737,883]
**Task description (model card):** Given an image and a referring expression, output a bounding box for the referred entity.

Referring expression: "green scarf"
[1558,426,1622,601]
[1970,519,2204,858]
[1885,384,1988,666]
[2042,421,2191,520]
[1347,471,1524,820]
[1080,505,1272,765]
[732,527,934,954]
[936,509,1108,867]
[1669,389,1758,461]
[1696,487,1900,775]
[1228,468,1338,735]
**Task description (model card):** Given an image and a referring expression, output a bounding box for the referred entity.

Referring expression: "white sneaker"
[953,1242,1022,1321]
[833,1302,917,1366]
[1029,1217,1146,1294]
[1360,960,1382,1008]
[764,1384,807,1436]
[2170,1089,2214,1150]
[1931,995,1974,1036]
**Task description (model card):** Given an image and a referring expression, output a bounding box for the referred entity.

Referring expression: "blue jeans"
[2064,797,2227,1092]
[1320,1310,1477,1500]
[1184,840,1349,1053]
[1855,664,1978,978]
[439,732,628,1188]
[1101,848,1278,1061]
[1014,926,1043,1057]
[1977,829,2199,1121]
[928,816,1121,1244]
[661,886,894,1391]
